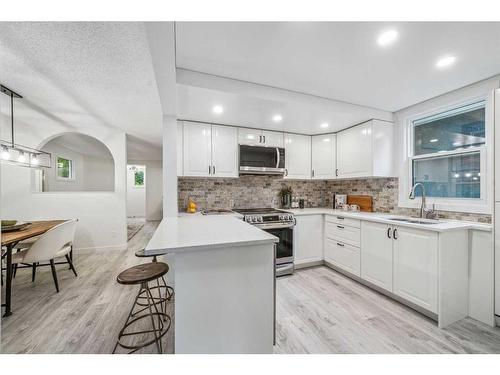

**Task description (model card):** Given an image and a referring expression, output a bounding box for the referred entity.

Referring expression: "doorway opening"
[127,164,146,240]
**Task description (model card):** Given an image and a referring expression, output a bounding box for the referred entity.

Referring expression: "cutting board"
[347,195,373,212]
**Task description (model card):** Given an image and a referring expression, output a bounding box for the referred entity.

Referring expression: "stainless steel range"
[233,207,295,276]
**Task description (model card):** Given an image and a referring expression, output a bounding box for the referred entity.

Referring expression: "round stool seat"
[135,249,168,258]
[117,262,169,285]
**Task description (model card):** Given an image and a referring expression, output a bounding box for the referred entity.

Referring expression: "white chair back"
[23,220,78,263]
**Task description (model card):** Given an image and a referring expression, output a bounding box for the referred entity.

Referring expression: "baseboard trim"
[294,260,324,270]
[74,243,128,253]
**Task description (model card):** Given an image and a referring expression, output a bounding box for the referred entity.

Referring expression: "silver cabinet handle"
[259,135,263,143]
[312,169,315,178]
[387,227,392,239]
[285,168,288,176]
[337,216,345,220]
[212,165,216,175]
[337,225,344,229]
[336,168,339,177]
[337,242,345,247]
[208,165,211,174]
[393,228,398,240]
[263,135,266,143]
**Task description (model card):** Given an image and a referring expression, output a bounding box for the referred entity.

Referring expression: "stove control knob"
[258,217,263,223]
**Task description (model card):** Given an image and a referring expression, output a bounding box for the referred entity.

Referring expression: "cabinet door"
[212,125,238,178]
[284,133,312,179]
[262,130,284,148]
[312,134,336,179]
[183,121,212,177]
[238,128,262,146]
[177,121,183,176]
[336,121,373,178]
[393,226,438,313]
[294,215,323,265]
[360,221,393,291]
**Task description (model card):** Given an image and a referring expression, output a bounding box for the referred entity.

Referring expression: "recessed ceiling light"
[212,105,224,114]
[377,29,398,47]
[465,173,472,178]
[436,55,456,69]
[273,114,283,122]
[454,173,460,178]
[320,122,329,129]
[429,138,438,143]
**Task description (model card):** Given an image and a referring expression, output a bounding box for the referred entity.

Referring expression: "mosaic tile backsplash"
[178,176,491,223]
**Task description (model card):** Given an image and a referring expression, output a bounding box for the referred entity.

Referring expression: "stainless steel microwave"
[239,145,285,175]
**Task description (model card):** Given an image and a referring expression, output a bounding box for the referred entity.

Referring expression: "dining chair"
[10,219,78,292]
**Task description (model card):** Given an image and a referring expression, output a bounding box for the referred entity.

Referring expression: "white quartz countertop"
[145,214,278,255]
[287,208,492,232]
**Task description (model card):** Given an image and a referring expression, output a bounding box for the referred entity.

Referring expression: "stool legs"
[113,281,171,354]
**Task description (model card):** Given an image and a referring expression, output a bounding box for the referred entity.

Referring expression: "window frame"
[399,94,493,214]
[56,155,75,181]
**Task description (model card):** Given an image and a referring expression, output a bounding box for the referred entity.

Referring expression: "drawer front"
[325,215,360,229]
[325,221,360,247]
[324,238,360,276]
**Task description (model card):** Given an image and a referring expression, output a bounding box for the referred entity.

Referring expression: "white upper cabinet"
[177,121,183,177]
[211,125,238,178]
[238,128,262,146]
[284,133,312,179]
[183,121,212,177]
[262,130,284,148]
[238,128,284,147]
[183,122,238,178]
[336,119,394,179]
[312,134,336,179]
[393,226,438,313]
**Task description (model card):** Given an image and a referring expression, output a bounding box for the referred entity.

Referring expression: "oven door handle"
[254,222,295,230]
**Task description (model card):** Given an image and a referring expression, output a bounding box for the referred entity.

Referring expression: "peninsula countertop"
[145,214,278,255]
[286,208,492,232]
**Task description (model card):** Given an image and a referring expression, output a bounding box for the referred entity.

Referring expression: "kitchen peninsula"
[145,214,278,354]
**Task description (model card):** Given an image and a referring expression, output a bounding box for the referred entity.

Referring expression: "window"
[409,100,485,200]
[57,156,74,180]
[134,170,144,187]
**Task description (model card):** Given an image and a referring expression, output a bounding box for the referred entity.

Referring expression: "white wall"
[126,165,146,218]
[0,107,127,252]
[128,160,163,221]
[40,140,115,192]
[41,142,85,191]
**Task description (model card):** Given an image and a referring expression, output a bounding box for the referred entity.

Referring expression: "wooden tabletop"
[1,220,68,246]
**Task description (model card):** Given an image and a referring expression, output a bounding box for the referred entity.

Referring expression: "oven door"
[259,224,294,265]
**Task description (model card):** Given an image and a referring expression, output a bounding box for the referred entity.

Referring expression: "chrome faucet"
[409,183,427,218]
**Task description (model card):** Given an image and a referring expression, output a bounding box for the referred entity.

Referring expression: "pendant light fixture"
[1,84,51,168]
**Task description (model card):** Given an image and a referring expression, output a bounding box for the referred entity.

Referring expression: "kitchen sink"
[387,217,440,225]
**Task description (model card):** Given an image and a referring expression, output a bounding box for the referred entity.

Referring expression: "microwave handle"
[276,147,280,169]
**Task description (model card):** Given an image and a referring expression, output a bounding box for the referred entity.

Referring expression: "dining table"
[1,220,68,317]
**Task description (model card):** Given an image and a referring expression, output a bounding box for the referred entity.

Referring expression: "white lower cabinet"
[360,221,393,292]
[324,238,360,276]
[294,215,323,266]
[393,227,438,313]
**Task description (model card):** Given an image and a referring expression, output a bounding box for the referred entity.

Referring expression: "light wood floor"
[2,221,500,354]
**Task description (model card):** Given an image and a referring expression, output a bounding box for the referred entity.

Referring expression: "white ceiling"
[0,22,163,147]
[176,22,500,111]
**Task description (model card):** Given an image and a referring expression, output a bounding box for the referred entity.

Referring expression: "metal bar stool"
[113,262,172,354]
[134,249,174,318]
